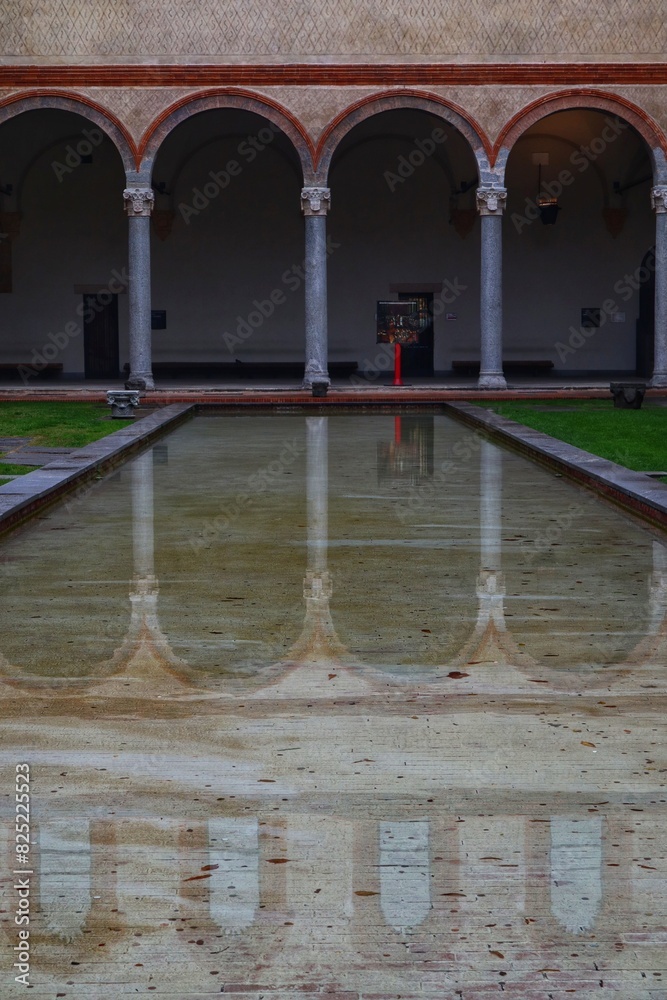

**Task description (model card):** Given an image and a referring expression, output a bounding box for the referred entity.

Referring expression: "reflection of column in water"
[208,818,259,934]
[480,440,502,573]
[39,820,91,941]
[478,440,505,627]
[306,416,328,577]
[550,816,602,934]
[379,820,431,933]
[132,450,155,582]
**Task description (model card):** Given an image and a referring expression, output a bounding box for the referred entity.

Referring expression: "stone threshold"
[446,401,667,532]
[0,403,195,536]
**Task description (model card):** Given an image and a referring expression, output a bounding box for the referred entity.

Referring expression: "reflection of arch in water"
[255,417,372,698]
[550,816,602,935]
[379,820,431,933]
[93,449,194,698]
[617,540,667,677]
[39,820,91,942]
[448,441,536,684]
[208,818,260,934]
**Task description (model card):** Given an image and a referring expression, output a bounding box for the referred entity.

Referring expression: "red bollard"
[392,342,403,386]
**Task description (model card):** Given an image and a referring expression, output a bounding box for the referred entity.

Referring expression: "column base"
[477,372,507,390]
[650,371,667,388]
[125,372,155,391]
[303,369,331,390]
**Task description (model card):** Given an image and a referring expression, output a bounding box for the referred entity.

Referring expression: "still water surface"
[0,413,665,998]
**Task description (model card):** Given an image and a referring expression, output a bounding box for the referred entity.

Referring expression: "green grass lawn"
[478,399,667,473]
[0,463,40,476]
[0,402,119,448]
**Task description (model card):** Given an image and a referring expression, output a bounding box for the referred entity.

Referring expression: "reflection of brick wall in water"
[1,1,666,61]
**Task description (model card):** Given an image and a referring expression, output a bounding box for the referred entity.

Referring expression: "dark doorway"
[83,293,119,379]
[636,247,655,378]
[398,292,434,376]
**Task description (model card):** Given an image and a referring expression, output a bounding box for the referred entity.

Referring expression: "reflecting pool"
[0,412,666,998]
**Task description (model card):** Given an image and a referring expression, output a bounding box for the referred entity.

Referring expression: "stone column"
[476,186,507,390]
[123,187,155,390]
[650,186,667,387]
[301,187,331,388]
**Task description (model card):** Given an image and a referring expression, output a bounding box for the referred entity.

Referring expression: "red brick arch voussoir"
[494,89,667,180]
[137,88,317,183]
[0,89,138,174]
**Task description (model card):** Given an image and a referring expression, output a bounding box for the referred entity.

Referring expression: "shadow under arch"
[137,89,316,185]
[0,90,137,177]
[493,89,667,184]
[314,90,493,185]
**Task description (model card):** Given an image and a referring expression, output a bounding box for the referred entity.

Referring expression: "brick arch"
[494,89,667,184]
[314,90,493,185]
[138,89,316,183]
[0,90,138,175]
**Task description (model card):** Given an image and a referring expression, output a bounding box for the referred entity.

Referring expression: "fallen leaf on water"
[266,858,291,864]
[480,856,502,861]
[490,950,505,959]
[328,674,337,680]
[258,779,276,782]
[354,890,379,896]
[581,741,596,748]
[448,671,469,679]
[201,864,219,872]
[183,873,212,881]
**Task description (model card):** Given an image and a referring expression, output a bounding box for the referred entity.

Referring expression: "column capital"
[123,187,155,217]
[476,186,507,217]
[651,185,667,214]
[301,187,331,217]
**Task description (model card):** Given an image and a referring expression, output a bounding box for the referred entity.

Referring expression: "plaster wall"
[1,1,665,64]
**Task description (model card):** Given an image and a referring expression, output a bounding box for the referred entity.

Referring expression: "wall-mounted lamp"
[536,163,560,225]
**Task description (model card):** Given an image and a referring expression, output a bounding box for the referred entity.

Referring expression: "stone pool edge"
[0,403,195,536]
[446,400,667,532]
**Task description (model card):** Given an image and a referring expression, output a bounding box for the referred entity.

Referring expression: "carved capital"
[476,186,507,217]
[301,187,331,216]
[651,185,667,214]
[123,187,155,217]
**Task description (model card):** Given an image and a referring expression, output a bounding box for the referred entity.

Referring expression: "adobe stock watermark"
[222,236,341,355]
[396,427,489,520]
[189,435,306,552]
[51,128,105,183]
[18,267,128,384]
[179,123,281,224]
[384,126,448,192]
[511,116,628,234]
[555,254,655,364]
[520,503,587,561]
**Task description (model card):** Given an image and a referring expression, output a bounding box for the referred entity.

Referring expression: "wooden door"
[83,293,119,379]
[398,292,434,376]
